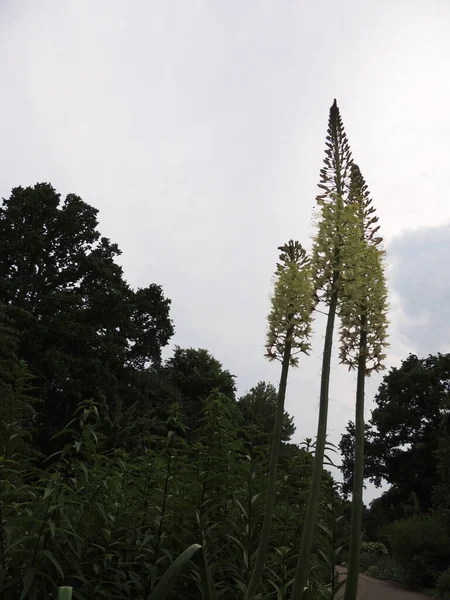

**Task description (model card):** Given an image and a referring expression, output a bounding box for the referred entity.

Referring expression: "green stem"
[343,321,367,600]
[153,434,174,563]
[245,326,293,600]
[140,454,156,529]
[330,483,341,597]
[246,448,254,582]
[0,470,5,574]
[290,289,338,600]
[58,587,73,600]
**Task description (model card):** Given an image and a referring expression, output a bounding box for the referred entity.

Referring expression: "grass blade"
[197,547,218,600]
[150,543,202,600]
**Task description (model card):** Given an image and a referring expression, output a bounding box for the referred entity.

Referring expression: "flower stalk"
[246,241,313,599]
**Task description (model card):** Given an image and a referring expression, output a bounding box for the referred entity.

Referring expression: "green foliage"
[358,540,389,574]
[163,346,236,434]
[0,400,197,598]
[150,544,203,600]
[341,355,450,596]
[0,183,174,454]
[384,512,450,588]
[358,552,378,573]
[238,382,295,443]
[360,541,388,556]
[434,400,450,509]
[0,393,346,599]
[312,481,347,599]
[0,306,35,453]
[340,352,450,507]
[366,558,407,584]
[437,568,450,600]
[362,487,424,543]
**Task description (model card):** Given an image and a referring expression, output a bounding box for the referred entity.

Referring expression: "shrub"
[359,542,389,573]
[360,541,388,556]
[384,512,450,588]
[366,558,407,584]
[359,552,378,572]
[437,568,450,600]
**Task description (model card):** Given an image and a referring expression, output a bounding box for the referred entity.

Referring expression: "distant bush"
[437,568,450,600]
[384,512,450,588]
[366,558,407,584]
[358,541,389,573]
[360,541,388,556]
[359,552,378,572]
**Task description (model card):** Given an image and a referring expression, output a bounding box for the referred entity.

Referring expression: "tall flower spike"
[247,240,313,600]
[339,244,389,374]
[311,101,355,304]
[339,166,389,374]
[346,164,382,247]
[291,99,357,600]
[317,99,353,204]
[311,193,358,303]
[265,240,313,366]
[340,165,389,600]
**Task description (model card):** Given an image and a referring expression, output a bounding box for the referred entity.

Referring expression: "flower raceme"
[265,240,314,366]
[246,240,314,600]
[339,242,388,374]
[338,165,389,375]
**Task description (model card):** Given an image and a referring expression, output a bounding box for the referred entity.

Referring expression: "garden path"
[335,566,430,600]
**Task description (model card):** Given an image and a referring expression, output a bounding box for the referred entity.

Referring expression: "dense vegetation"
[0,178,346,599]
[339,353,450,593]
[0,99,448,599]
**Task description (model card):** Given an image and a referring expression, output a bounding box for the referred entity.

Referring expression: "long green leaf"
[149,543,202,600]
[234,497,249,519]
[318,548,333,570]
[0,568,8,589]
[196,547,218,600]
[42,549,64,579]
[317,522,332,538]
[20,567,36,600]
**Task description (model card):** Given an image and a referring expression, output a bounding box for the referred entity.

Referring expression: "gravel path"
[335,566,430,600]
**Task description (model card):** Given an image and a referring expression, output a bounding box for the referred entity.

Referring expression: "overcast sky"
[2,0,450,503]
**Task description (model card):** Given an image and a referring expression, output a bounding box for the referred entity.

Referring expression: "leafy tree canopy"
[0,183,174,450]
[340,352,450,512]
[238,381,295,443]
[0,304,35,451]
[161,346,236,433]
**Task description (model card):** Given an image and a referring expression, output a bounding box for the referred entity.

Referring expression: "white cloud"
[388,224,450,356]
